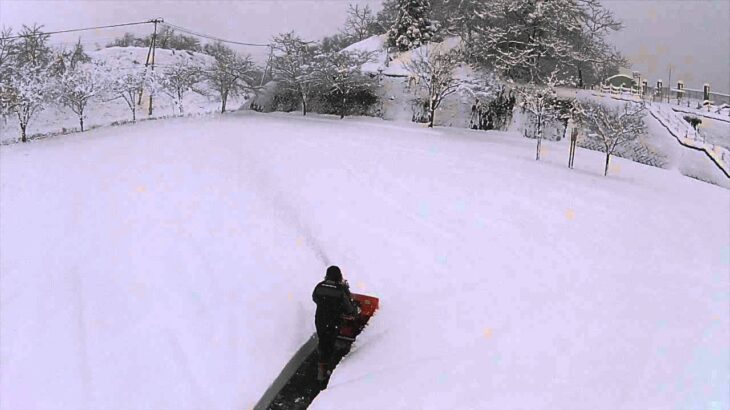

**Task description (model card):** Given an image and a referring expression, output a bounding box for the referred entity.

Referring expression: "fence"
[600,84,730,108]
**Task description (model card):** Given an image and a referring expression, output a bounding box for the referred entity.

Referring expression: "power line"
[162,21,270,47]
[0,20,157,41]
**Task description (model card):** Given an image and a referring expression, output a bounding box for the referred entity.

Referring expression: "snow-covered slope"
[1,113,728,410]
[0,47,246,143]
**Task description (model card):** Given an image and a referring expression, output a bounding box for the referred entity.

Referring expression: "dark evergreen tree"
[385,0,438,51]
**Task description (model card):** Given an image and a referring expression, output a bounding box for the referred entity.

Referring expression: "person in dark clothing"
[312,265,357,382]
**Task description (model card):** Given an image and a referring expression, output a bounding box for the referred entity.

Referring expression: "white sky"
[1,0,728,93]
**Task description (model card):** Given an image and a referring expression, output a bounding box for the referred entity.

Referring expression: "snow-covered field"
[1,112,728,410]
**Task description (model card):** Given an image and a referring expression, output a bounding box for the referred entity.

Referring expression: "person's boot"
[317,362,328,382]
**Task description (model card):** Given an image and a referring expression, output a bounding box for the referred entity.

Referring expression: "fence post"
[676,80,684,104]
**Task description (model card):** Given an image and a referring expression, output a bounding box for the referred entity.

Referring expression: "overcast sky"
[1,0,728,93]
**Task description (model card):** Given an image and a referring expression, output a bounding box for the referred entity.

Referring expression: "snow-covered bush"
[469,86,516,131]
[313,50,377,119]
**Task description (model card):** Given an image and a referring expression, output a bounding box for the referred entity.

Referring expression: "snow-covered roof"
[343,35,463,77]
[605,74,634,82]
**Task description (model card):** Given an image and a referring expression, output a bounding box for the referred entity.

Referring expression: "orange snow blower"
[337,293,379,342]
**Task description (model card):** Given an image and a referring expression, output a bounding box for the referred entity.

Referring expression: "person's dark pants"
[316,320,339,367]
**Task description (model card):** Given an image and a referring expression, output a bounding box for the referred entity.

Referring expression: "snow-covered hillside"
[0,47,247,144]
[1,112,727,410]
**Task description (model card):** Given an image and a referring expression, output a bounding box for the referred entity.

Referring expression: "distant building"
[604,73,636,88]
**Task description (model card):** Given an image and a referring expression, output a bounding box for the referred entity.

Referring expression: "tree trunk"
[578,68,583,89]
[428,99,435,128]
[535,115,542,160]
[79,115,84,132]
[131,107,136,123]
[340,96,346,119]
[178,91,184,115]
[604,153,611,176]
[20,123,27,143]
[302,95,307,116]
[221,90,228,113]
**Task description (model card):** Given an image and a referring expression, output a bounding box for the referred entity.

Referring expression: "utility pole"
[138,18,164,106]
[667,64,672,104]
[148,18,163,116]
[260,45,273,87]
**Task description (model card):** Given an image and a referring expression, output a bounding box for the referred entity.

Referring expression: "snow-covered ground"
[1,112,728,410]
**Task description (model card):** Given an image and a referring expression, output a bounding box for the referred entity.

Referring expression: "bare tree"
[574,100,647,176]
[341,4,377,42]
[14,24,52,68]
[271,32,317,116]
[404,46,462,128]
[58,62,104,131]
[0,26,16,68]
[158,61,203,115]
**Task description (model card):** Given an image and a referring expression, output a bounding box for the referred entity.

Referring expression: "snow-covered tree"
[2,25,54,142]
[205,43,257,113]
[314,50,376,119]
[4,65,53,142]
[386,0,439,51]
[58,62,104,131]
[271,32,317,116]
[404,46,462,128]
[0,27,17,122]
[342,4,378,42]
[464,0,623,86]
[158,61,203,115]
[107,67,146,122]
[574,100,647,176]
[516,75,563,160]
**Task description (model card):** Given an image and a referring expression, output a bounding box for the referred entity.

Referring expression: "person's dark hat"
[325,265,342,282]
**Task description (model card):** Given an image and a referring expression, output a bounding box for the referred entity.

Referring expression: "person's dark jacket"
[312,279,357,328]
